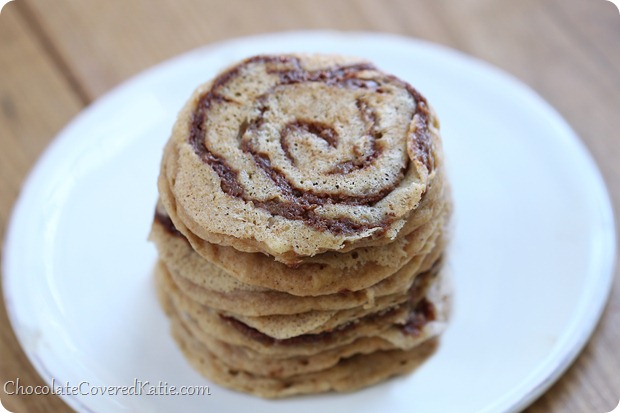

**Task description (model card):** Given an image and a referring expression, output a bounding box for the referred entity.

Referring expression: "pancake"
[158,54,444,265]
[172,318,439,398]
[162,267,450,397]
[151,176,450,297]
[156,258,449,358]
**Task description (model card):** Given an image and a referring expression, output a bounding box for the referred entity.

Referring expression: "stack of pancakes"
[151,54,451,398]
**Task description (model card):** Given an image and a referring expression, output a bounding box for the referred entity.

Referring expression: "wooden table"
[0,1,618,411]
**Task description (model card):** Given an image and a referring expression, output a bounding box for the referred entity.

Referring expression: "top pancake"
[160,54,443,264]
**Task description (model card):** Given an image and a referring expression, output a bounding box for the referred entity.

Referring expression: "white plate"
[3,31,616,413]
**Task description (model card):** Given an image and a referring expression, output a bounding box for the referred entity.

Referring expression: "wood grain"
[0,3,82,413]
[0,0,618,412]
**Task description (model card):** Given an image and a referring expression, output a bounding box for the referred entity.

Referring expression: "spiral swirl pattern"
[160,54,442,261]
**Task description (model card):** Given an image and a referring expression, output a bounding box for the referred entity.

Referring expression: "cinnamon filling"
[154,210,184,238]
[188,55,434,234]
